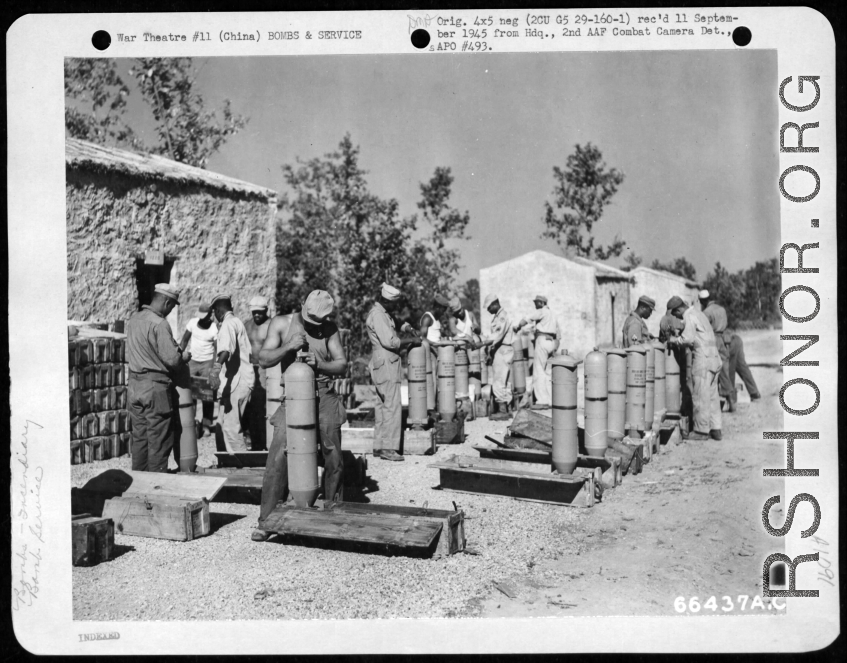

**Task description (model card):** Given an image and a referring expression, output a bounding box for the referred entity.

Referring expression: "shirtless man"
[253,290,348,541]
[244,296,272,450]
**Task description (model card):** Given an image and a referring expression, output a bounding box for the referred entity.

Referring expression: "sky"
[113,51,780,284]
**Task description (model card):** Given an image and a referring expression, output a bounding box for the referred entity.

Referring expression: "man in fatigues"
[244,295,271,450]
[622,295,656,347]
[700,289,734,411]
[670,297,722,440]
[513,295,560,409]
[208,294,254,453]
[253,290,349,542]
[725,328,762,403]
[660,297,693,428]
[479,293,514,421]
[366,283,420,461]
[446,295,480,342]
[126,283,191,472]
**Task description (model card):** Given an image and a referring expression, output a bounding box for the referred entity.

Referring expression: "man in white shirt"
[179,303,218,437]
[513,295,560,409]
[478,293,514,420]
[208,294,254,452]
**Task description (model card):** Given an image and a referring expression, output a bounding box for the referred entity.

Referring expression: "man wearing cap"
[419,293,450,347]
[253,290,349,541]
[126,284,191,472]
[478,293,514,420]
[622,296,655,348]
[699,290,734,412]
[670,298,722,440]
[244,296,272,450]
[513,295,560,409]
[367,283,421,461]
[208,295,254,453]
[446,295,481,342]
[662,296,694,428]
[179,303,218,437]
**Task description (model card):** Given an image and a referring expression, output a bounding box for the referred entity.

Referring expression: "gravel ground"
[72,417,584,621]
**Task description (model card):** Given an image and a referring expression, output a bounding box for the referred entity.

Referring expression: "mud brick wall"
[69,337,132,464]
[66,168,277,336]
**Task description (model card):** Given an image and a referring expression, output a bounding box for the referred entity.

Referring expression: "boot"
[687,431,711,440]
[709,429,722,441]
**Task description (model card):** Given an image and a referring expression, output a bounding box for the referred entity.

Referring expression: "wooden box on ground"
[429,454,595,507]
[71,470,226,541]
[659,421,681,447]
[258,500,463,558]
[473,398,489,419]
[434,416,465,445]
[190,375,216,402]
[341,426,374,455]
[472,445,622,488]
[607,440,644,476]
[72,514,114,566]
[402,428,436,455]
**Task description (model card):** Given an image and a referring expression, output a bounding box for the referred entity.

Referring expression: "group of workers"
[125,280,761,541]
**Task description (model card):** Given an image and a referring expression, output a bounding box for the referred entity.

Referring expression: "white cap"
[249,295,269,311]
[699,289,710,300]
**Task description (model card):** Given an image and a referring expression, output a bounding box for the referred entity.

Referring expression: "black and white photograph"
[8,8,839,655]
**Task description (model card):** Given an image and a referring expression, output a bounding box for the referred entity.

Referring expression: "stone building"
[479,250,699,357]
[66,138,278,336]
[629,266,700,338]
[478,250,633,359]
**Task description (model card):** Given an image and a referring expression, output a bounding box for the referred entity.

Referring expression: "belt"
[129,369,170,378]
[535,331,557,340]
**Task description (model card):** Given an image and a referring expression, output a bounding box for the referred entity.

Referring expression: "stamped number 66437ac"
[674,595,786,613]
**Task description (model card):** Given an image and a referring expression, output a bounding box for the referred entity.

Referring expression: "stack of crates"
[69,336,132,464]
[332,328,355,409]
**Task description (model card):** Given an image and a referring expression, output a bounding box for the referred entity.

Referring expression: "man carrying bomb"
[252,290,349,542]
[126,283,191,472]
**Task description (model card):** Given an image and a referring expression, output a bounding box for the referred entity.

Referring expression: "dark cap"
[666,295,686,311]
[637,295,656,310]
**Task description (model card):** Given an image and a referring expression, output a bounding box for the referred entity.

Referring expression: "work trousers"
[128,376,176,472]
[728,335,760,401]
[691,363,722,434]
[715,335,733,400]
[245,365,267,451]
[373,376,402,452]
[215,379,252,453]
[260,391,346,521]
[532,336,556,406]
[491,344,514,404]
[188,359,215,430]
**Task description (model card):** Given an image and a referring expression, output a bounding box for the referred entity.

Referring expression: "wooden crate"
[71,469,226,541]
[659,421,681,447]
[473,398,489,419]
[607,440,643,475]
[340,427,374,455]
[402,428,436,455]
[258,502,445,556]
[429,455,595,507]
[72,514,114,566]
[434,417,464,445]
[71,440,83,465]
[84,436,110,462]
[472,445,622,488]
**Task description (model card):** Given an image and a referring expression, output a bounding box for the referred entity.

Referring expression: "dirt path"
[474,365,786,618]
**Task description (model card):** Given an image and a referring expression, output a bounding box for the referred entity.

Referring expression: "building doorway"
[134,257,175,310]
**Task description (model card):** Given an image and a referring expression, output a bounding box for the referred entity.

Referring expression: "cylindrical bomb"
[468,339,481,403]
[625,344,647,437]
[437,345,457,422]
[266,362,283,444]
[606,348,627,444]
[407,346,428,427]
[551,353,579,475]
[284,361,319,508]
[653,341,666,416]
[422,340,436,412]
[455,346,470,399]
[583,347,608,458]
[511,338,527,395]
[524,332,534,363]
[665,344,681,415]
[176,384,198,472]
[645,342,655,431]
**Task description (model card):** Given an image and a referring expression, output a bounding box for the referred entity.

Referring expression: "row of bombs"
[551,341,682,475]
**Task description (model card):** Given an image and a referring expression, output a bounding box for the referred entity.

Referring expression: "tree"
[740,258,780,323]
[621,251,642,272]
[460,278,480,321]
[702,262,747,326]
[65,58,248,169]
[64,59,137,147]
[277,135,470,357]
[650,257,698,282]
[541,143,626,260]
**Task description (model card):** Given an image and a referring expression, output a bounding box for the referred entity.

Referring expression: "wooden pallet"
[434,417,465,445]
[72,514,114,566]
[258,502,447,557]
[71,469,225,541]
[472,445,622,488]
[429,454,595,507]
